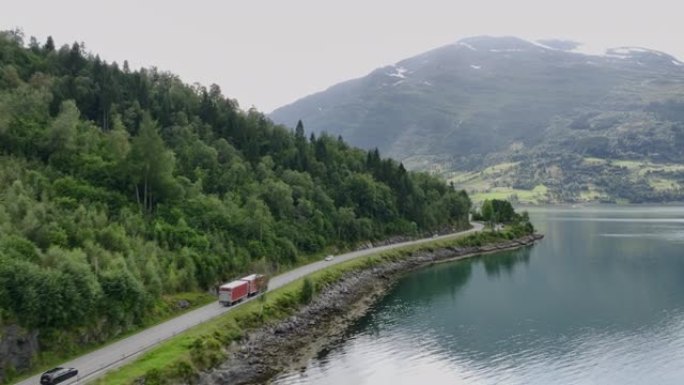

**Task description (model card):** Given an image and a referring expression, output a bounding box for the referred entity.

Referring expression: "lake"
[273,206,684,385]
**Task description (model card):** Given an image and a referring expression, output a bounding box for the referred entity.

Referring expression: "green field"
[470,184,548,204]
[448,173,490,191]
[448,162,524,199]
[583,157,607,165]
[451,156,684,205]
[482,162,520,175]
[649,178,680,191]
[579,189,607,201]
[611,159,684,176]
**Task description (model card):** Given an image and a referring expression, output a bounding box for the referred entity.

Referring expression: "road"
[16,223,482,385]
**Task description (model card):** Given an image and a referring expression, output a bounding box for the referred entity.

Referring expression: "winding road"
[15,223,482,385]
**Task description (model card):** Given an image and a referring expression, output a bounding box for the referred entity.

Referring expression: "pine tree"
[44,36,55,52]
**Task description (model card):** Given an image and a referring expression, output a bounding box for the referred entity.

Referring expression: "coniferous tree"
[44,36,55,52]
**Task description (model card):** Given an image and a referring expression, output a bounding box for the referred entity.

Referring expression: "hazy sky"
[2,0,683,112]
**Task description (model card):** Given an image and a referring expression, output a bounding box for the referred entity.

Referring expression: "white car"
[325,255,334,261]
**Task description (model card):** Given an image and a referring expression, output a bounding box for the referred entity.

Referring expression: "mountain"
[270,36,684,203]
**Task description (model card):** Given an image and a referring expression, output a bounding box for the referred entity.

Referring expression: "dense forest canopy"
[0,30,471,338]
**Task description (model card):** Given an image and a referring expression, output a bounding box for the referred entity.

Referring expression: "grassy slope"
[471,185,548,205]
[451,158,684,204]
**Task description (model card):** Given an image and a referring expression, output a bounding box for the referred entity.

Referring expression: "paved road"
[16,223,482,385]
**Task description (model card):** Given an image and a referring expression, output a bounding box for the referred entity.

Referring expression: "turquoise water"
[273,206,684,385]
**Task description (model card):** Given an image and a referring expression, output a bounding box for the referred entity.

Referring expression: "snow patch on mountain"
[605,46,676,60]
[458,42,477,51]
[387,66,409,79]
[489,48,524,53]
[535,39,582,52]
[611,47,664,56]
[529,41,558,51]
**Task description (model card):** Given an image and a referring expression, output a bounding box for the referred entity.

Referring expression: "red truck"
[218,280,249,306]
[240,274,269,296]
[218,274,269,306]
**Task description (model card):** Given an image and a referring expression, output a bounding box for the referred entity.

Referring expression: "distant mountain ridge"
[270,36,684,203]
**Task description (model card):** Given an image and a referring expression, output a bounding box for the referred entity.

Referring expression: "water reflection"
[483,248,531,278]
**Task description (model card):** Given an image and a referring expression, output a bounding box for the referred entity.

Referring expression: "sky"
[2,0,684,113]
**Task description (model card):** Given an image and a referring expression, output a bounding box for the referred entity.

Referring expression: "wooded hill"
[0,30,470,368]
[270,36,684,203]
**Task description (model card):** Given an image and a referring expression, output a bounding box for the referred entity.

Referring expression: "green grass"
[401,155,449,173]
[531,184,548,195]
[583,157,607,165]
[579,189,606,201]
[448,172,490,193]
[649,178,680,191]
[93,228,514,385]
[449,156,684,205]
[448,171,477,184]
[482,162,519,175]
[612,160,644,169]
[471,189,520,202]
[470,184,548,205]
[448,162,519,192]
[638,164,684,177]
[449,161,552,205]
[447,171,483,184]
[611,160,684,176]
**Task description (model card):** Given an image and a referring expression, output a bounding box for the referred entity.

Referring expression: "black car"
[40,367,78,385]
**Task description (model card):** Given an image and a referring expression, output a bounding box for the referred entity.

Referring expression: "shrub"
[168,360,197,385]
[298,277,315,305]
[141,368,166,385]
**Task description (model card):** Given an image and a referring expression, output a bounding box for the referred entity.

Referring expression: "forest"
[0,29,471,354]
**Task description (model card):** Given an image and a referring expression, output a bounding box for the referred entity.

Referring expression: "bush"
[169,360,197,384]
[141,368,166,385]
[298,277,315,305]
[189,335,224,370]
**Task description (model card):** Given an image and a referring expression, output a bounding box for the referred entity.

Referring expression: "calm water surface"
[273,206,684,385]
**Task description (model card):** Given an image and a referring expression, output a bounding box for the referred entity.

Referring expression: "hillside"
[270,36,684,203]
[0,30,471,381]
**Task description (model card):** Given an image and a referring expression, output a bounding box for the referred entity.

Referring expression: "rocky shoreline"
[198,233,544,385]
